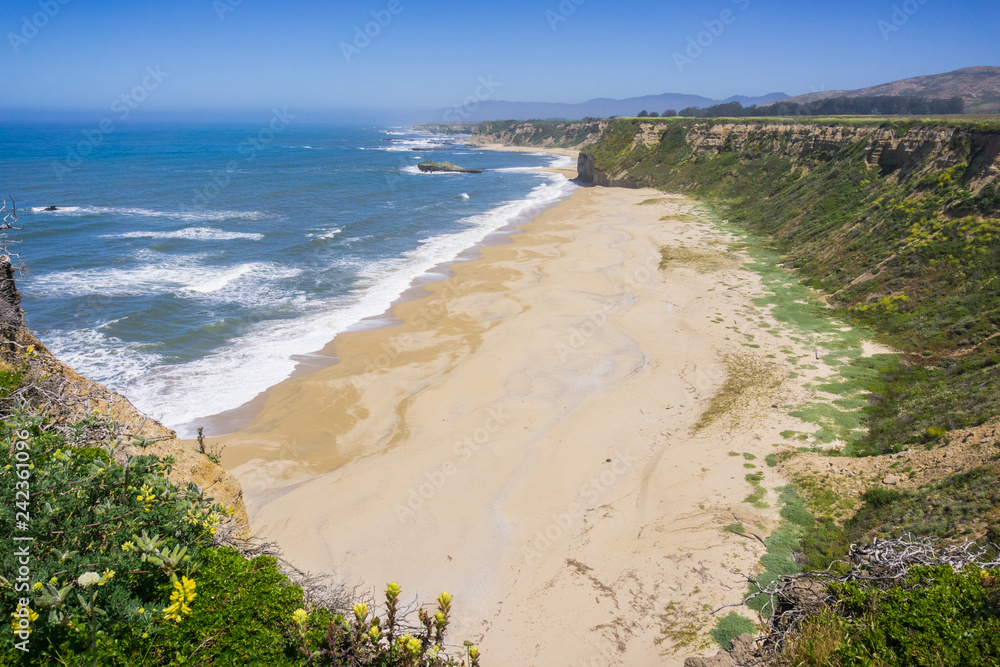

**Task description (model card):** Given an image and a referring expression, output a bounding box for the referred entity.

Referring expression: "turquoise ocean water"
[0,123,575,435]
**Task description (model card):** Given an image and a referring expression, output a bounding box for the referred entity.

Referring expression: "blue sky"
[1,0,997,119]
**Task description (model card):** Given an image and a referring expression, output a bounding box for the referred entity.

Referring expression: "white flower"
[77,572,100,588]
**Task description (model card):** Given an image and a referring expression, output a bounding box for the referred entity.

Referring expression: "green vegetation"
[591,116,1000,456]
[475,119,600,147]
[582,115,1000,661]
[0,404,477,666]
[777,567,1000,666]
[677,95,966,119]
[709,612,756,651]
[741,486,814,618]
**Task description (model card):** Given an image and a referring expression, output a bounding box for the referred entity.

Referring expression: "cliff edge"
[0,257,250,536]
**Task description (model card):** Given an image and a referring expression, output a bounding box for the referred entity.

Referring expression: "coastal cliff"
[0,257,250,534]
[576,119,1000,190]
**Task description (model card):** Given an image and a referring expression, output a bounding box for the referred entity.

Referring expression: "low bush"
[0,405,477,666]
[780,566,1000,666]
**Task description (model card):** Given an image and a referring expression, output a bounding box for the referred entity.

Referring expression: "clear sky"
[1,0,997,120]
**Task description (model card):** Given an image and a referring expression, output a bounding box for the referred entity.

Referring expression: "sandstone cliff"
[469,119,606,148]
[576,120,1000,191]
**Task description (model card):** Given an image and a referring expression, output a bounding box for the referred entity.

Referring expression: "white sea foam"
[402,166,462,176]
[39,169,578,435]
[138,174,576,432]
[380,137,461,153]
[108,228,265,241]
[26,258,298,299]
[185,264,257,293]
[310,228,343,240]
[43,328,165,399]
[30,206,267,222]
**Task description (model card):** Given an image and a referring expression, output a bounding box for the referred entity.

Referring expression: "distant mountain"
[766,66,1000,114]
[430,92,788,123]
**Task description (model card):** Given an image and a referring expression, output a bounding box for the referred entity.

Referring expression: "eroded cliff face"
[0,258,250,535]
[577,120,1000,191]
[469,120,606,148]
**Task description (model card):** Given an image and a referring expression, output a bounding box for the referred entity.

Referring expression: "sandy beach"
[214,170,853,665]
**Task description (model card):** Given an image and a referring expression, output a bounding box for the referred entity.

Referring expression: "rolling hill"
[768,66,1000,114]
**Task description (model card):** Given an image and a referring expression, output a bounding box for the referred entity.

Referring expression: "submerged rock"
[43,206,58,211]
[417,161,482,174]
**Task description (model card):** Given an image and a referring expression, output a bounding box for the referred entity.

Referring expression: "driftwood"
[0,195,17,230]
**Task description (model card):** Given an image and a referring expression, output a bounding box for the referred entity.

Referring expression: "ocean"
[0,122,576,436]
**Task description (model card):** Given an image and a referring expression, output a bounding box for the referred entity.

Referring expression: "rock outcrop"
[684,634,758,667]
[0,257,250,536]
[417,160,482,173]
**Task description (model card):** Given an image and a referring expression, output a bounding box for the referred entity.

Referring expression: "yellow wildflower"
[402,634,422,657]
[163,576,197,622]
[292,608,308,627]
[10,603,38,635]
[136,484,156,511]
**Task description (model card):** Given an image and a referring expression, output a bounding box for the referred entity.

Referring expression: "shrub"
[812,566,1000,665]
[0,406,477,666]
[709,612,756,650]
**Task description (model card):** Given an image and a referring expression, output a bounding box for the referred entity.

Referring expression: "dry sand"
[214,177,860,665]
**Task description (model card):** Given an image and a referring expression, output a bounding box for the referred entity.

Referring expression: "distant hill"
[431,92,787,123]
[768,66,1000,114]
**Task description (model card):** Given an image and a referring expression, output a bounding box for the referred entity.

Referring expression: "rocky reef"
[417,160,482,173]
